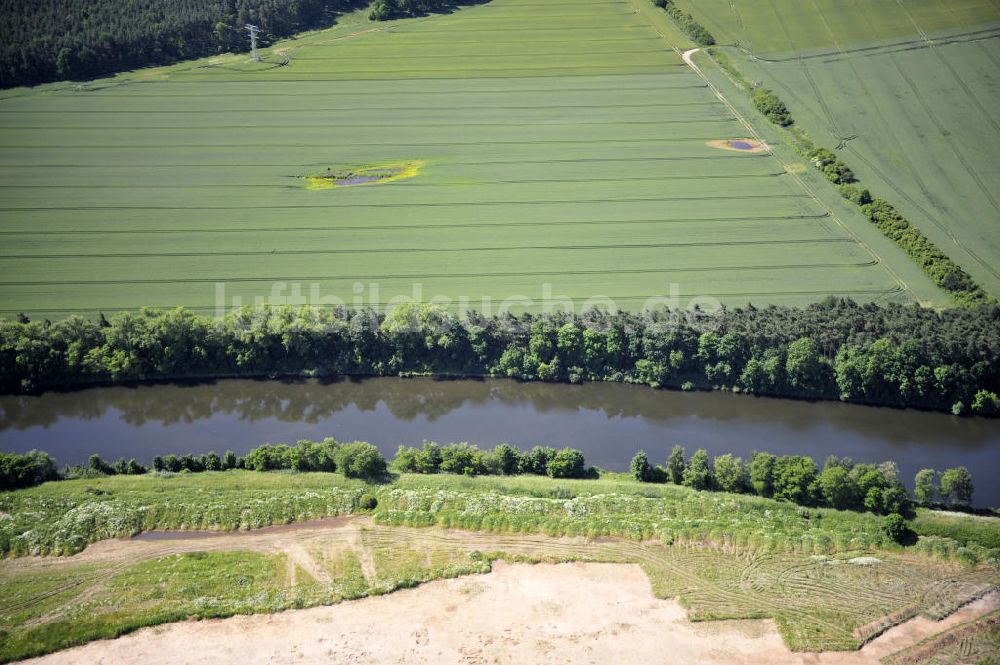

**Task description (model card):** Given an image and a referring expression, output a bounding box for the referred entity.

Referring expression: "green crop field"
[0,0,942,319]
[678,0,1000,296]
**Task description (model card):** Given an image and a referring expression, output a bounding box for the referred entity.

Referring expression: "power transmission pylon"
[245,24,261,62]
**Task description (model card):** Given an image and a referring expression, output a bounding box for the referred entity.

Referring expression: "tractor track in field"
[0,237,858,260]
[4,101,718,113]
[0,213,830,236]
[0,173,784,189]
[816,0,1000,284]
[713,0,1000,289]
[0,193,816,212]
[3,118,736,130]
[0,287,906,316]
[676,47,917,302]
[7,517,999,665]
[0,262,878,287]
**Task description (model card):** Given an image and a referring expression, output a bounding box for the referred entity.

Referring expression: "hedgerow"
[705,49,995,309]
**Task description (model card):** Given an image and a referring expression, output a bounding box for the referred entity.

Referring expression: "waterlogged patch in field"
[706,138,767,153]
[305,160,424,189]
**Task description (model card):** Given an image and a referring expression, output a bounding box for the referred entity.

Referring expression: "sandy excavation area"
[19,561,999,665]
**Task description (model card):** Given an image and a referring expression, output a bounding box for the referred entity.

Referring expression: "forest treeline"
[2,301,998,415]
[0,439,594,491]
[367,0,471,21]
[630,447,975,515]
[1,0,344,87]
[2,443,981,541]
[0,0,464,89]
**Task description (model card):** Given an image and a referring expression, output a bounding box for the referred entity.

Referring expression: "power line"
[245,24,261,62]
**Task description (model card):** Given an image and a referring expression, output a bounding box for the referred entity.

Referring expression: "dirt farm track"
[12,518,999,665]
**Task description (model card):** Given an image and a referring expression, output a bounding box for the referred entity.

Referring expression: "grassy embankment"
[0,470,997,661]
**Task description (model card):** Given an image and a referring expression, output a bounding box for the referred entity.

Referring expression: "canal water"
[1,377,997,505]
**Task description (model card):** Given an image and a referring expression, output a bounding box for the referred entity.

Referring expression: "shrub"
[859,198,990,306]
[749,451,776,497]
[334,442,387,479]
[0,450,59,490]
[520,446,556,475]
[666,445,686,484]
[771,456,818,505]
[491,444,521,476]
[818,465,859,510]
[439,443,485,476]
[713,454,747,493]
[940,467,974,506]
[838,183,872,205]
[631,450,652,482]
[392,445,421,473]
[882,513,909,543]
[682,449,714,490]
[971,389,1000,416]
[358,494,378,511]
[659,1,715,46]
[546,448,586,479]
[369,0,394,20]
[913,469,937,505]
[752,89,793,126]
[808,147,855,184]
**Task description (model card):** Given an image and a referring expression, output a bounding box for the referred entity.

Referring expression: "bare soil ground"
[705,138,769,153]
[16,555,999,665]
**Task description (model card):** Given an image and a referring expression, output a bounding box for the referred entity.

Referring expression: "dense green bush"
[940,467,974,506]
[654,0,715,46]
[546,447,587,479]
[393,441,590,479]
[0,450,59,490]
[882,513,909,543]
[369,0,479,21]
[630,450,652,482]
[837,183,873,205]
[859,198,990,306]
[333,442,387,479]
[682,449,714,490]
[243,439,339,472]
[808,148,855,184]
[637,448,925,517]
[752,88,793,126]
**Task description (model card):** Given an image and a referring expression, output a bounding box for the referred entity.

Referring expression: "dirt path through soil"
[8,519,999,664]
[15,557,999,665]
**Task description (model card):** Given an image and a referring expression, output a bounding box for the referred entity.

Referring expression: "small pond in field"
[1,377,997,506]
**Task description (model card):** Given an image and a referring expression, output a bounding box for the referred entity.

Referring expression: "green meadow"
[679,0,1000,296]
[1,470,998,660]
[0,0,939,318]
